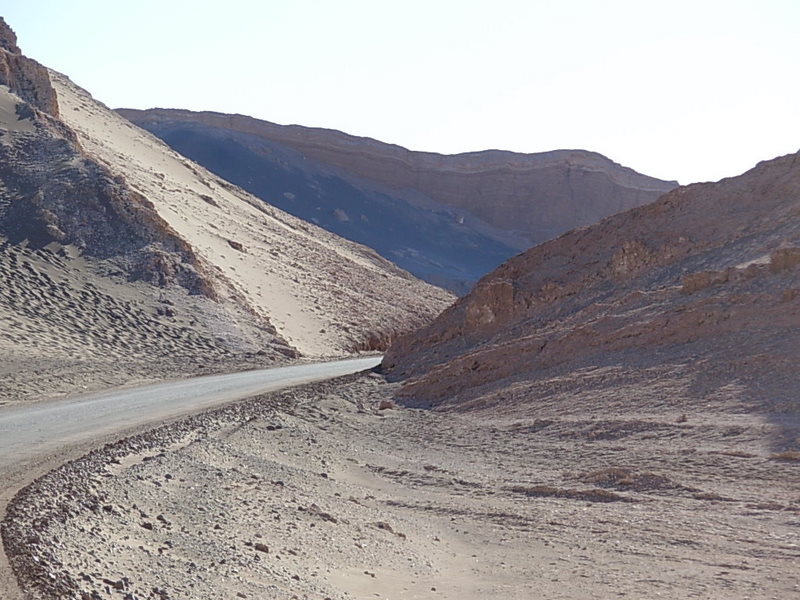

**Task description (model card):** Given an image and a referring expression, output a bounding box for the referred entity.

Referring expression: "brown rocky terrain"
[119,108,676,292]
[0,18,452,403]
[369,151,799,598]
[383,149,800,434]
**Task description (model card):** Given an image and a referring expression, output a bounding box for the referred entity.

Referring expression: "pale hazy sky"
[4,0,799,184]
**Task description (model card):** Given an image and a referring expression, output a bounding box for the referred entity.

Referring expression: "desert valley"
[0,14,797,600]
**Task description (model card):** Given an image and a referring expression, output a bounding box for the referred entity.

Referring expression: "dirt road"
[0,357,380,599]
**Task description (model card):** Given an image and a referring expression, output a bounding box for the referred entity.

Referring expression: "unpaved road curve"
[0,356,380,599]
[0,357,381,470]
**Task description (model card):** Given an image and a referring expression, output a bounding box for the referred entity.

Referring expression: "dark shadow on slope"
[141,124,521,294]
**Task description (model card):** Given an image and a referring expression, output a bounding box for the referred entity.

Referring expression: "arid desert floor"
[5,368,798,600]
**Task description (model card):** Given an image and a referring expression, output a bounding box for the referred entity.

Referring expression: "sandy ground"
[5,369,798,600]
[0,85,33,133]
[0,238,288,407]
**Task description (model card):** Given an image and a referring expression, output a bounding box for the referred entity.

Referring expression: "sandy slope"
[51,71,452,357]
[0,230,283,406]
[0,84,33,132]
[1,37,451,403]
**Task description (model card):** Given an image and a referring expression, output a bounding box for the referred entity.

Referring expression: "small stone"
[227,239,246,252]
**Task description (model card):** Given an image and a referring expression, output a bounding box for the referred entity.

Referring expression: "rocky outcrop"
[0,17,59,116]
[382,150,800,416]
[0,64,208,296]
[770,247,800,273]
[0,16,19,53]
[118,108,677,292]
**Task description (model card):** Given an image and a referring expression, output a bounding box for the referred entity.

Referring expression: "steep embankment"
[383,149,800,436]
[53,74,453,356]
[0,17,452,402]
[119,108,677,292]
[0,18,270,403]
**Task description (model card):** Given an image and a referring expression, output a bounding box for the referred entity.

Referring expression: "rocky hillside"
[383,149,800,448]
[0,18,452,402]
[119,108,677,293]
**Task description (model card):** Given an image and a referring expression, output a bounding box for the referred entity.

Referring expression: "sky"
[3,0,799,184]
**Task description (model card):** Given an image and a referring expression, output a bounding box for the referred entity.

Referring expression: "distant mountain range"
[119,109,678,293]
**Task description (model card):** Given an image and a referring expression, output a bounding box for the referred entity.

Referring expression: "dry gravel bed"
[3,370,799,599]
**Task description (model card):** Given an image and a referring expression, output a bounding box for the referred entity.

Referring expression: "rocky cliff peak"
[0,16,59,116]
[0,17,20,54]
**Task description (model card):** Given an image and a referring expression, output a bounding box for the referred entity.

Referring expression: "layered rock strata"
[119,108,678,292]
[383,150,800,429]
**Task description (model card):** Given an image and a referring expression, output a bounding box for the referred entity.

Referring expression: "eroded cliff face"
[118,108,677,292]
[382,150,800,415]
[0,21,210,296]
[0,18,59,117]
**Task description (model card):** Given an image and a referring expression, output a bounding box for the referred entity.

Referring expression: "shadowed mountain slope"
[383,150,800,448]
[119,108,678,293]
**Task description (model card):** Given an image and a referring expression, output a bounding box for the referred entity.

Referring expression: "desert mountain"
[119,108,677,293]
[3,16,798,600]
[0,18,452,402]
[383,149,800,443]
